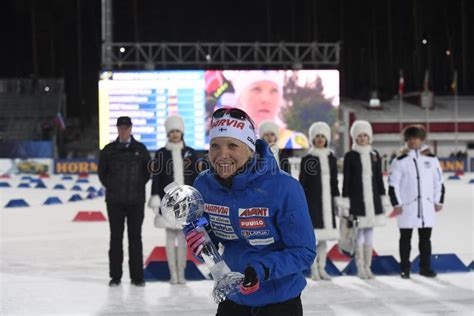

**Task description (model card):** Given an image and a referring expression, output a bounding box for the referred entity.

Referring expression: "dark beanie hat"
[403,125,427,141]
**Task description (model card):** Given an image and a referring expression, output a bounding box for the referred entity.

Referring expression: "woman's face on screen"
[238,80,281,127]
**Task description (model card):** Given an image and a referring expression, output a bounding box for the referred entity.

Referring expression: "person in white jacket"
[148,115,199,284]
[388,125,445,279]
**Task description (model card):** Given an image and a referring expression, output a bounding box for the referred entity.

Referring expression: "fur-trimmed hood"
[400,144,433,157]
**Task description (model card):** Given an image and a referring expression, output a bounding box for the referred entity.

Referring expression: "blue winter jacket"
[193,139,316,307]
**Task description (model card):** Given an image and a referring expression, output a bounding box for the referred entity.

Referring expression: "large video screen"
[99,70,339,150]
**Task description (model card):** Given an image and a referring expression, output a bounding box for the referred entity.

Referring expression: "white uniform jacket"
[388,147,445,229]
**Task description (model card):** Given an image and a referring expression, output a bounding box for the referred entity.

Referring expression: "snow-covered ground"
[1,174,473,315]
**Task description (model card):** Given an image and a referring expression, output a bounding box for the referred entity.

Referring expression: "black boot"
[418,228,435,278]
[420,267,437,278]
[131,279,145,287]
[400,269,410,279]
[109,278,121,287]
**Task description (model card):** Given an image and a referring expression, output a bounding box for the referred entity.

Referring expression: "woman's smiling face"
[209,137,252,179]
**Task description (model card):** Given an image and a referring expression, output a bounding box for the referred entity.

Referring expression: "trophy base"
[212,272,245,303]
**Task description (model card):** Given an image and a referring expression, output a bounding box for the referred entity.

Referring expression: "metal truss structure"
[101,42,340,69]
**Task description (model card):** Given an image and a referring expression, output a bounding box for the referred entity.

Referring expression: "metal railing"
[102,42,340,69]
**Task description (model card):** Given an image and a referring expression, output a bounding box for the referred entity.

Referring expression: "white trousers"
[356,228,374,246]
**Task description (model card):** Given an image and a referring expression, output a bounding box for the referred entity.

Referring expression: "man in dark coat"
[98,116,151,287]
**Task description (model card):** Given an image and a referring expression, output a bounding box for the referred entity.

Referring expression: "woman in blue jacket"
[185,108,316,316]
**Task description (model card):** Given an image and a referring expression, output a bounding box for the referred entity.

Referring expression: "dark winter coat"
[98,136,151,204]
[279,149,292,175]
[299,149,340,240]
[150,145,199,199]
[342,146,386,228]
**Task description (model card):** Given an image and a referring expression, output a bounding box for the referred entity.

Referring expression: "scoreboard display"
[99,71,205,150]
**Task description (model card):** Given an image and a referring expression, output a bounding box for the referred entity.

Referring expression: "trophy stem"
[195,227,244,303]
[208,260,231,281]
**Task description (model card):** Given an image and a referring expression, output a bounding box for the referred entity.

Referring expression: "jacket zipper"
[231,190,238,239]
[412,157,424,227]
[125,149,130,204]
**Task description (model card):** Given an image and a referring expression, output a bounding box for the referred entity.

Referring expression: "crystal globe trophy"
[161,183,244,303]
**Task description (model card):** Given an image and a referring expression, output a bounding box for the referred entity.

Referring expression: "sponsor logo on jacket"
[213,230,238,240]
[204,203,229,216]
[249,237,275,246]
[239,218,266,229]
[209,214,231,225]
[211,222,235,233]
[241,230,270,238]
[238,207,269,217]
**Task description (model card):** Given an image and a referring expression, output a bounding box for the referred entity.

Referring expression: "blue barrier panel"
[62,175,73,180]
[53,184,66,190]
[18,183,30,188]
[342,255,400,276]
[76,179,89,183]
[144,261,206,281]
[448,175,460,180]
[341,259,357,275]
[411,254,469,273]
[371,256,400,275]
[21,176,32,181]
[97,188,105,197]
[86,192,96,199]
[35,181,47,188]
[469,179,474,184]
[43,197,62,205]
[71,185,82,191]
[86,186,96,192]
[304,258,342,277]
[5,199,29,207]
[0,182,11,188]
[68,194,83,202]
[468,261,474,271]
[325,258,343,276]
[30,178,41,183]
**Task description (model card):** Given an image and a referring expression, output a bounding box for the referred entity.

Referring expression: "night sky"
[1,0,472,121]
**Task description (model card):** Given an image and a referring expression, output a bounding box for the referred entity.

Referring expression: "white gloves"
[154,214,171,228]
[336,197,350,217]
[148,194,177,229]
[148,195,161,215]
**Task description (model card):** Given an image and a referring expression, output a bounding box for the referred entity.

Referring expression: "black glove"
[240,266,260,295]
